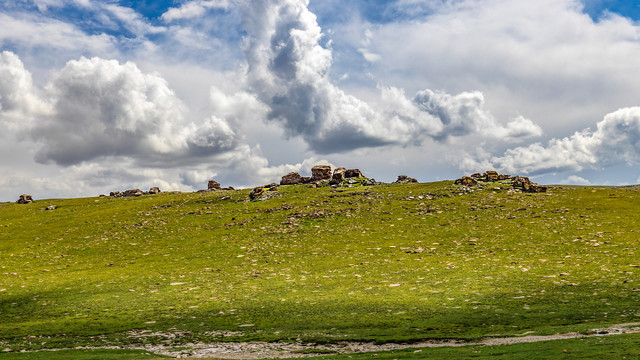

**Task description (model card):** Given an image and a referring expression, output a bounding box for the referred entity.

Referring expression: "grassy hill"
[1,180,639,354]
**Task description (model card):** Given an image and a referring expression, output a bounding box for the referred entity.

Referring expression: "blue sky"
[2,0,640,200]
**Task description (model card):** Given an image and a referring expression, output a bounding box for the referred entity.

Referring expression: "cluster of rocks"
[249,183,280,201]
[110,187,162,198]
[16,194,34,204]
[206,181,235,191]
[512,176,548,193]
[394,175,418,184]
[454,171,547,193]
[280,165,376,187]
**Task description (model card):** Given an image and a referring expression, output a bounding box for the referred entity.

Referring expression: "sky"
[1,0,640,201]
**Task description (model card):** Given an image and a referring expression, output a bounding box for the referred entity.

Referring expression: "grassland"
[1,180,639,357]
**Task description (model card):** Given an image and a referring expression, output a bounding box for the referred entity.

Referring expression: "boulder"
[264,183,278,191]
[46,205,57,211]
[109,191,121,197]
[454,176,477,186]
[311,165,332,181]
[395,175,418,184]
[16,194,34,204]
[249,186,265,200]
[149,187,161,194]
[512,176,547,193]
[484,171,499,181]
[208,180,221,190]
[470,173,483,179]
[345,169,363,178]
[280,172,304,185]
[301,176,312,184]
[221,186,235,191]
[330,167,346,185]
[123,189,143,197]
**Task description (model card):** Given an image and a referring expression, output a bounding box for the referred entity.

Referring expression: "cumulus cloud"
[412,89,542,141]
[470,107,640,175]
[561,175,591,185]
[0,51,50,131]
[24,56,237,166]
[161,0,232,22]
[239,0,542,153]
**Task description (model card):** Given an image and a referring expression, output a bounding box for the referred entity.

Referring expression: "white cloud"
[0,13,117,55]
[561,175,591,185]
[104,4,166,36]
[471,107,640,175]
[357,0,640,135]
[22,56,238,166]
[0,51,50,129]
[239,0,542,153]
[161,0,232,22]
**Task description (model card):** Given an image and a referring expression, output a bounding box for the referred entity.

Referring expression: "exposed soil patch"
[35,323,640,359]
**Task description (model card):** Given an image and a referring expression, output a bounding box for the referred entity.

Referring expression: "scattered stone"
[311,165,332,181]
[330,168,347,185]
[280,172,304,185]
[345,169,363,178]
[395,175,418,184]
[149,187,161,195]
[45,205,57,211]
[16,194,34,204]
[208,180,221,190]
[454,176,477,186]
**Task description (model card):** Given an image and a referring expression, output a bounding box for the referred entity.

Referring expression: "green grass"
[313,332,640,359]
[1,181,639,352]
[0,349,167,359]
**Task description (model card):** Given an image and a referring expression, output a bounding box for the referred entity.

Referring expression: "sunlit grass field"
[1,180,639,354]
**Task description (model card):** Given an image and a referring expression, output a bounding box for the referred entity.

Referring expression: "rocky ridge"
[455,171,548,193]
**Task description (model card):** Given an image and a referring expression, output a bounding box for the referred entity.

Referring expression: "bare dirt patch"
[96,323,640,358]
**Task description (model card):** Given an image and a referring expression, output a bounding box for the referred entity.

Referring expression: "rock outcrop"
[16,194,34,204]
[345,169,363,178]
[249,185,281,201]
[280,172,304,185]
[311,165,332,181]
[110,189,144,198]
[395,175,418,184]
[249,186,265,201]
[454,176,477,186]
[456,171,547,193]
[149,187,161,195]
[330,168,346,185]
[484,171,499,181]
[208,180,221,190]
[512,176,547,193]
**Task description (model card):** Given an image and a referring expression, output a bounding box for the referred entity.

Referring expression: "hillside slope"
[1,181,639,351]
